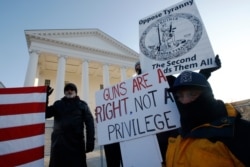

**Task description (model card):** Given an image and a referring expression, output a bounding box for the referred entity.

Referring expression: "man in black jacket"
[46,83,95,167]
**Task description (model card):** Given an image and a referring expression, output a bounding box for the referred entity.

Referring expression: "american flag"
[0,86,47,167]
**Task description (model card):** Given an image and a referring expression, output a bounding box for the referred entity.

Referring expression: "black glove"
[47,86,54,96]
[205,54,221,72]
[199,54,221,79]
[212,54,221,71]
[85,142,95,153]
[46,86,54,105]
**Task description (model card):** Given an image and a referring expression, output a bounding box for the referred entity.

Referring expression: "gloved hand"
[205,54,221,72]
[212,54,221,71]
[199,55,221,79]
[85,142,95,153]
[47,86,54,96]
[46,86,54,105]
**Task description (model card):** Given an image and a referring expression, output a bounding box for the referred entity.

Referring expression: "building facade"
[24,29,139,111]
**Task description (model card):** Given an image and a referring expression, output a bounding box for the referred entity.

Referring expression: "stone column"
[81,60,89,102]
[120,66,127,81]
[24,50,39,86]
[55,55,66,100]
[103,64,110,87]
[34,67,40,86]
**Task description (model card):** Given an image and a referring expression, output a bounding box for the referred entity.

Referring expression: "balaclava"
[170,71,227,136]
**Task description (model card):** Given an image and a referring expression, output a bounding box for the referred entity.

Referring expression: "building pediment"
[24,28,139,92]
[25,29,139,60]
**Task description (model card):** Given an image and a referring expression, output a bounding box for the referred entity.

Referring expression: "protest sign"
[120,135,162,167]
[95,69,180,145]
[139,0,216,75]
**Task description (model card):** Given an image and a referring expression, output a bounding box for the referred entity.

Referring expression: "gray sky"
[0,0,249,102]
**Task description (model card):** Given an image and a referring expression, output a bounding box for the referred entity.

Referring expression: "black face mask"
[176,89,227,136]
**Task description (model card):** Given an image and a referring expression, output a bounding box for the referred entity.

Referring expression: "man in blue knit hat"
[166,70,250,167]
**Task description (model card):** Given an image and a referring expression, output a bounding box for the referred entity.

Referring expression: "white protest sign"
[120,135,162,167]
[95,68,180,145]
[139,0,216,75]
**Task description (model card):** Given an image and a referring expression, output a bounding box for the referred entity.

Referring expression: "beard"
[65,91,77,98]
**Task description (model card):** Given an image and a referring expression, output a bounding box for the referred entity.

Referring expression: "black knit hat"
[169,71,211,92]
[134,61,140,69]
[64,83,77,93]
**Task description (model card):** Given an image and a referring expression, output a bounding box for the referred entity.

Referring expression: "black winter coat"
[46,96,95,167]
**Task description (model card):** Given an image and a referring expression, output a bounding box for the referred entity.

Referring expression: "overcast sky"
[0,0,249,102]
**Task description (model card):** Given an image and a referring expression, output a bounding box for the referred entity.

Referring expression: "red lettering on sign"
[132,73,152,93]
[103,82,127,101]
[157,69,167,83]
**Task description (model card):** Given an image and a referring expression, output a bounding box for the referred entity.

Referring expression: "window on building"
[45,79,50,86]
[100,84,103,90]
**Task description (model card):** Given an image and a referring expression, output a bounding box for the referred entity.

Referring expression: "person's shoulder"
[54,99,62,105]
[78,99,89,107]
[79,100,87,105]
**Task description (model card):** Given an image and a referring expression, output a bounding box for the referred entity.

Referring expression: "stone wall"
[231,99,250,121]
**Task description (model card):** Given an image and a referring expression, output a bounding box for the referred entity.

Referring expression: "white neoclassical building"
[24,29,139,111]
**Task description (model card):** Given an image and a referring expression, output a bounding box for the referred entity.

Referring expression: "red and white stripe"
[0,86,47,167]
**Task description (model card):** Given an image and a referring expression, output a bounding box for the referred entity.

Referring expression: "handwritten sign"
[95,69,180,145]
[139,0,216,75]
